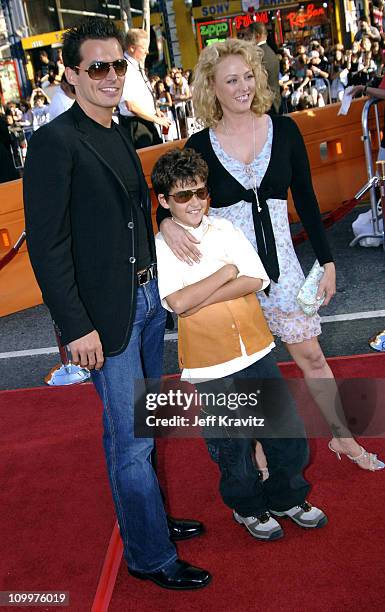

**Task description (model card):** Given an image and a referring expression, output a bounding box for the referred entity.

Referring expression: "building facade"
[0,0,379,103]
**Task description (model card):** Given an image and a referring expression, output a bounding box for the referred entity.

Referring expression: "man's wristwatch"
[363,84,368,96]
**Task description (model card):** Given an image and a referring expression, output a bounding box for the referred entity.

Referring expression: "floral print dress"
[208,116,321,344]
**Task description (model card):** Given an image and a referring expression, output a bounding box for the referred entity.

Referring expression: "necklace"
[221,113,261,212]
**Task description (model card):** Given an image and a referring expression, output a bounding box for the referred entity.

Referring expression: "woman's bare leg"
[284,336,374,467]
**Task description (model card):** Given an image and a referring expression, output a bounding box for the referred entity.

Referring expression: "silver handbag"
[297,260,325,316]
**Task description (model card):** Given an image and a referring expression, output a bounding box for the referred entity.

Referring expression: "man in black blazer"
[23,18,210,591]
[250,22,281,114]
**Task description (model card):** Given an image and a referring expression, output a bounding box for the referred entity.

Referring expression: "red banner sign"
[234,12,269,29]
[286,3,325,29]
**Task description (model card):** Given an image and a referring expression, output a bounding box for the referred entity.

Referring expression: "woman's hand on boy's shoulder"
[160,217,202,265]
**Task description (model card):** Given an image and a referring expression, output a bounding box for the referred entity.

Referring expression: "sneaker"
[233,510,283,540]
[270,501,327,528]
[369,329,385,352]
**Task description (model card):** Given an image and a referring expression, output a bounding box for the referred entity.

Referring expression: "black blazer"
[23,102,155,356]
[260,42,281,114]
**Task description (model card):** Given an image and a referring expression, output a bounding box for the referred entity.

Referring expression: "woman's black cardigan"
[156,115,333,274]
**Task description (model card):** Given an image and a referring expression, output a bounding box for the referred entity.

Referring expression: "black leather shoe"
[128,559,211,590]
[167,516,204,541]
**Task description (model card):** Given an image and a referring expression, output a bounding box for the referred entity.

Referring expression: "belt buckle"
[137,268,149,286]
[137,264,156,286]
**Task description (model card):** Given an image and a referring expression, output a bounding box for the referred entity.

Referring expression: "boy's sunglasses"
[73,59,128,80]
[166,186,209,204]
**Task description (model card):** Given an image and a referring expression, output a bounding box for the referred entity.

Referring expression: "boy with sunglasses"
[153,148,328,541]
[24,18,210,591]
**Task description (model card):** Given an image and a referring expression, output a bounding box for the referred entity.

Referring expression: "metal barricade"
[350,98,384,248]
[308,77,332,106]
[185,100,201,137]
[45,323,90,386]
[167,100,200,140]
[8,126,32,170]
[283,78,332,112]
[173,101,188,139]
[9,128,24,170]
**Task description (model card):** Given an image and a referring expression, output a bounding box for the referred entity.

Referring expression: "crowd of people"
[275,16,385,112]
[152,68,193,140]
[0,53,76,178]
[0,53,193,176]
[3,13,385,174]
[1,48,70,134]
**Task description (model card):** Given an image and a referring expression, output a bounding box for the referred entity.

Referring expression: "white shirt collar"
[172,214,211,238]
[125,52,139,68]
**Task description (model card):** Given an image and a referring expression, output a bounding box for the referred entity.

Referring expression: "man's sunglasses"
[73,59,128,80]
[166,186,209,204]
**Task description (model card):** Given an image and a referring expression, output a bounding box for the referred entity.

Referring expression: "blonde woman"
[157,38,383,471]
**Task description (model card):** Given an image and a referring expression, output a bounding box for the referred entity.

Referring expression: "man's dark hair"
[237,26,254,41]
[151,148,209,196]
[249,22,267,38]
[61,73,75,94]
[62,17,124,68]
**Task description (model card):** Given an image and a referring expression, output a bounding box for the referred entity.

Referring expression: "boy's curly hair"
[151,148,208,196]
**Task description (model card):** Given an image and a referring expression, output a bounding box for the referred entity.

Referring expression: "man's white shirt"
[118,53,155,117]
[48,87,74,121]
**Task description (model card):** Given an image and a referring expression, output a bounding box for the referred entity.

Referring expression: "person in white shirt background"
[30,92,50,131]
[42,74,61,101]
[118,28,170,148]
[48,74,75,121]
[154,79,178,141]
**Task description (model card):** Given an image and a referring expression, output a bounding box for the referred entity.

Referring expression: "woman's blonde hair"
[192,38,273,128]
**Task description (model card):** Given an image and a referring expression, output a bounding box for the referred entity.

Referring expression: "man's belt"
[137,263,157,286]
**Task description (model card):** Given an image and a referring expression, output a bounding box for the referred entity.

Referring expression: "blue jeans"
[91,279,177,572]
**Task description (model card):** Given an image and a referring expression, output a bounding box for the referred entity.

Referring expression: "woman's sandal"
[328,441,385,471]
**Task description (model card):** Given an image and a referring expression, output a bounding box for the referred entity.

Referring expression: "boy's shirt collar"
[171,214,211,239]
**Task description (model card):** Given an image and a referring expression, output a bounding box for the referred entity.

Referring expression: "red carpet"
[0,385,115,611]
[1,353,385,611]
[110,437,385,612]
[279,351,385,378]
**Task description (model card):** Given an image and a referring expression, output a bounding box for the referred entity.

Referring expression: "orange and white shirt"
[156,215,274,381]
